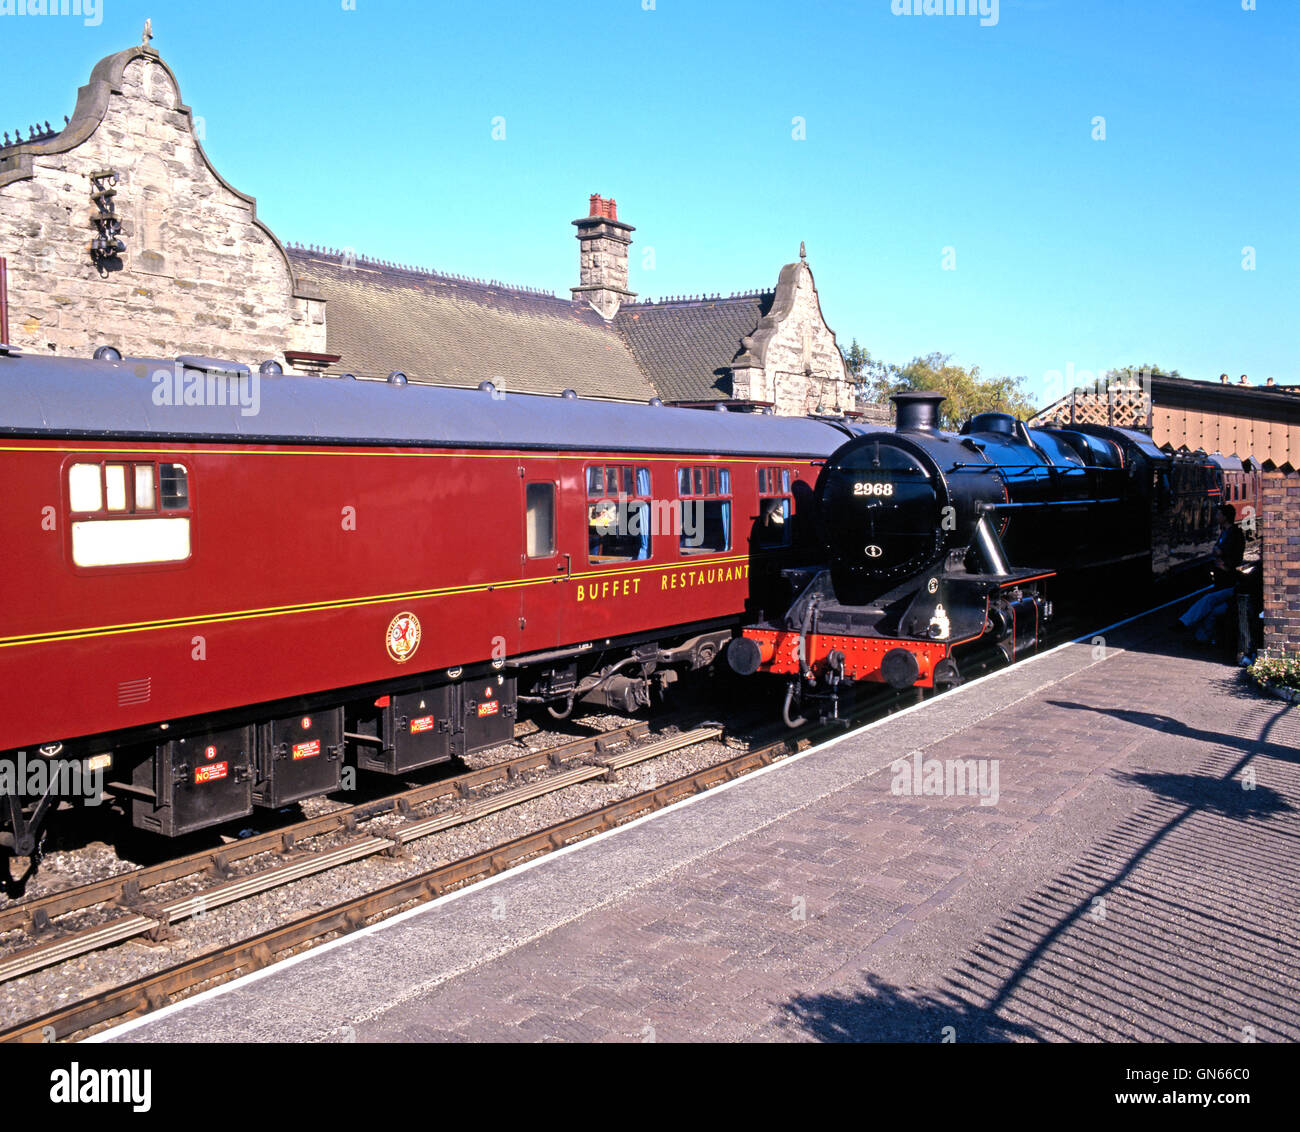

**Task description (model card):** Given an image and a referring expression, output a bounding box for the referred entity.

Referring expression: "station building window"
[586,465,652,563]
[755,466,792,549]
[678,465,731,555]
[67,460,192,568]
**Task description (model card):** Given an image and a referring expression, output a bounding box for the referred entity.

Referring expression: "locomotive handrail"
[947,462,1090,473]
[976,498,1124,512]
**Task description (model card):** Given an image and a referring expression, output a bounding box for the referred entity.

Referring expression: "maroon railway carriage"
[1206,454,1261,538]
[0,350,859,851]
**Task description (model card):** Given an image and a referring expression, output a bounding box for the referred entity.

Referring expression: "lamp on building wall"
[88,170,125,271]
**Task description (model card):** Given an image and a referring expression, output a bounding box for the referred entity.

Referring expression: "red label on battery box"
[477,701,499,717]
[195,762,228,784]
[292,739,322,760]
[409,715,435,734]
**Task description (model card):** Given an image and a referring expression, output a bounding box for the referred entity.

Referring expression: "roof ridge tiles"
[625,288,772,309]
[285,241,559,299]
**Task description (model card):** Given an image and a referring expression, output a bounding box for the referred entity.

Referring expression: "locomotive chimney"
[892,391,946,433]
[571,194,636,321]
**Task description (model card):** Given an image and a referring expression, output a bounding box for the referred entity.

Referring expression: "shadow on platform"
[778,685,1299,1042]
[780,973,1040,1042]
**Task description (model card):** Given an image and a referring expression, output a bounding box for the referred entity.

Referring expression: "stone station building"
[0,37,865,419]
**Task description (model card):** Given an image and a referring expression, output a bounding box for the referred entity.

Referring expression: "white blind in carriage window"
[135,465,157,510]
[105,464,127,511]
[72,518,191,567]
[68,464,103,512]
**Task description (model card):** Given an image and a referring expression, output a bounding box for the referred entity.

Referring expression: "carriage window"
[105,464,128,512]
[135,465,157,511]
[679,465,731,555]
[587,465,652,563]
[67,460,192,568]
[72,518,191,568]
[755,466,793,549]
[757,467,791,495]
[68,464,102,512]
[526,483,555,558]
[160,463,189,510]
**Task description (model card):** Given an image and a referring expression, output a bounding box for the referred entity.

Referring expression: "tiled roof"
[614,293,772,403]
[286,247,657,402]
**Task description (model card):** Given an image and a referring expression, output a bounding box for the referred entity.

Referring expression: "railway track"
[0,713,729,988]
[2,716,828,1044]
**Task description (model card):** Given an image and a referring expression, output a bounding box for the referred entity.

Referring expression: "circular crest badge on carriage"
[385,611,422,664]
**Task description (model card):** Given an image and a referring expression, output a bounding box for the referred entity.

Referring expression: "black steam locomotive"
[728,391,1228,724]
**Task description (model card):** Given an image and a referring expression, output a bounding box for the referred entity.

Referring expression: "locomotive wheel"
[932,659,962,692]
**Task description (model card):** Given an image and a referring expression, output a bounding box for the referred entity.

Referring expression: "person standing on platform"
[1174,504,1246,644]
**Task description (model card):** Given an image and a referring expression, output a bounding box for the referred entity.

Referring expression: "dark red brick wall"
[1261,470,1300,654]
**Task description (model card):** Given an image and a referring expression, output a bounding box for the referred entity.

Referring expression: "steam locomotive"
[727,391,1243,725]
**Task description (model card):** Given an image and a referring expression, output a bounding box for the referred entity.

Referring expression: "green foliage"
[841,339,895,404]
[888,352,1038,431]
[1103,363,1181,383]
[841,341,1048,431]
[1248,653,1300,692]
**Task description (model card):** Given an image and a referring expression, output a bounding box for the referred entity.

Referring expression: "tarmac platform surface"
[101,605,1300,1043]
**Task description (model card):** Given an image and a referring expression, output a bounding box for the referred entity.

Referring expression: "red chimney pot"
[588,194,619,221]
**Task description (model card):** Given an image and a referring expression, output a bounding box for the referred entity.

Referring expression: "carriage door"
[519,458,566,651]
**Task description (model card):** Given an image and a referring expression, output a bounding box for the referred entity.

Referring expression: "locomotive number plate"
[853,482,894,497]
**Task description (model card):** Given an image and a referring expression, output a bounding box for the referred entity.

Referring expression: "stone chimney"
[571,194,636,320]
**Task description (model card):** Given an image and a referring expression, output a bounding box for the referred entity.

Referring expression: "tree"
[841,339,895,405]
[890,352,1038,430]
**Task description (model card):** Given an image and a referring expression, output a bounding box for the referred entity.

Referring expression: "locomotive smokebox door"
[352,686,456,775]
[254,708,343,808]
[464,676,517,754]
[132,726,255,837]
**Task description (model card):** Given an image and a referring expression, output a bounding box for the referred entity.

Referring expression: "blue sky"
[1,0,1296,404]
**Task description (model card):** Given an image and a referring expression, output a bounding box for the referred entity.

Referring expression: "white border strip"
[88,588,1204,1042]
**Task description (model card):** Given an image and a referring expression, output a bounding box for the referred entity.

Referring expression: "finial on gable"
[142,19,154,48]
[799,241,806,261]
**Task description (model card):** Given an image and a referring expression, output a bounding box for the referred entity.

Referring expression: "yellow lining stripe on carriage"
[0,555,752,650]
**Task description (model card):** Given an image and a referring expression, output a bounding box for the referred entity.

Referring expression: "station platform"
[100,601,1300,1043]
